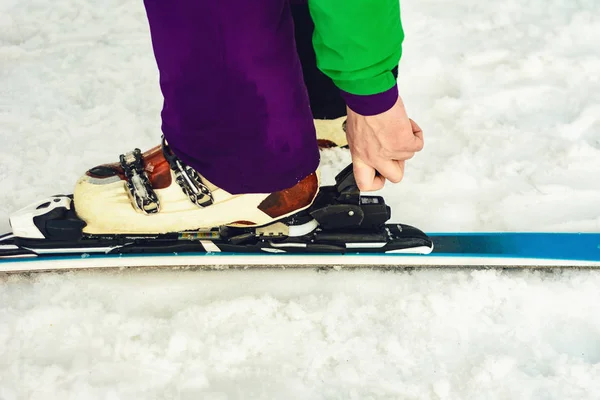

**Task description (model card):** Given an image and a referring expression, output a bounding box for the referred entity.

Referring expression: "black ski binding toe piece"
[309,164,390,230]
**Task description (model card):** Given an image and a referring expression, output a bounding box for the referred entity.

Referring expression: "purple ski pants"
[143,0,321,194]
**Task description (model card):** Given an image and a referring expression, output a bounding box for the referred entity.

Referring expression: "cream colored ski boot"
[73,138,319,235]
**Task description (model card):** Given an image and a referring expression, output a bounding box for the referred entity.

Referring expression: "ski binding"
[0,164,434,265]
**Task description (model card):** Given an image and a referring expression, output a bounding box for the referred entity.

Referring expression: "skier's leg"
[71,0,321,234]
[143,0,320,195]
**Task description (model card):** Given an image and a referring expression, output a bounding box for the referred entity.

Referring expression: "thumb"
[353,157,385,192]
[409,118,424,151]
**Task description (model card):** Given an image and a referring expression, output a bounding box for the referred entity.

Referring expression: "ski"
[2,163,600,273]
[3,231,600,273]
[0,164,435,273]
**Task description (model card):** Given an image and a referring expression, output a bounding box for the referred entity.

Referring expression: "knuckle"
[381,148,393,159]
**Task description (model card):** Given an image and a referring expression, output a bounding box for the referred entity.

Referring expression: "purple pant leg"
[143,0,320,194]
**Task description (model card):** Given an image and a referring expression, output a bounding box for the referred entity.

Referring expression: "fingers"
[353,158,385,192]
[346,107,424,191]
[397,160,405,182]
[354,158,406,191]
[376,160,404,183]
[383,119,424,159]
[410,118,422,135]
[410,118,424,151]
[387,151,416,161]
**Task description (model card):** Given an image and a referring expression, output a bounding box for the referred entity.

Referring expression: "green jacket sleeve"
[308,0,404,97]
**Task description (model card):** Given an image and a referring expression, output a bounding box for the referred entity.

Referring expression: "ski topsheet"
[3,231,600,273]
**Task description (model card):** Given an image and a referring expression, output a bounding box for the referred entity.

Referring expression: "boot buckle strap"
[119,148,160,214]
[162,137,214,208]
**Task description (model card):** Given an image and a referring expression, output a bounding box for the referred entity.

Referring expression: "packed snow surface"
[1,0,600,398]
[3,269,600,399]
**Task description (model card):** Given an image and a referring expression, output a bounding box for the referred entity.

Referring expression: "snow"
[4,269,600,399]
[1,0,600,398]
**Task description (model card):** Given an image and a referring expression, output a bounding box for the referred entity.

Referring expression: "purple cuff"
[340,85,398,116]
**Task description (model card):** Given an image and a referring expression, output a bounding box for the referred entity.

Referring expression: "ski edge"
[2,253,600,274]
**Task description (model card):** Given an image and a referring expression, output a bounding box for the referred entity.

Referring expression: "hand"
[345,95,424,191]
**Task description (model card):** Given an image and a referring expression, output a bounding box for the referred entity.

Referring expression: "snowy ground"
[3,268,600,399]
[1,0,600,398]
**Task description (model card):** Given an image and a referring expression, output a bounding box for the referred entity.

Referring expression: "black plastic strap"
[161,137,213,207]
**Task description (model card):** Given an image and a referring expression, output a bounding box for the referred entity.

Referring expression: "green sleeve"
[307,0,404,96]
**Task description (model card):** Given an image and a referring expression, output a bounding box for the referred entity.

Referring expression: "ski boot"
[62,137,319,236]
[315,117,348,149]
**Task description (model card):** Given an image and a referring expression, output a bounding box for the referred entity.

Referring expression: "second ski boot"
[315,117,348,149]
[72,138,319,235]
